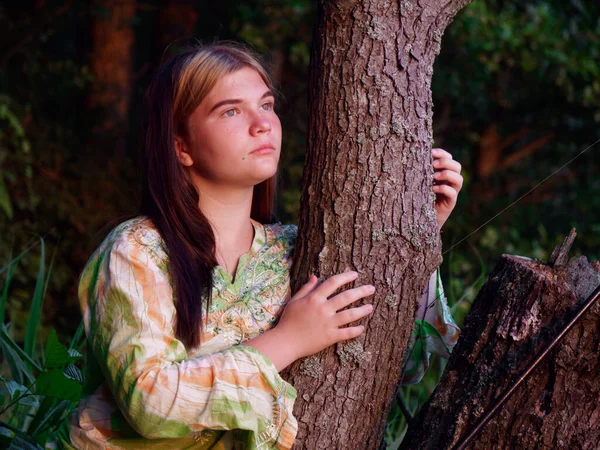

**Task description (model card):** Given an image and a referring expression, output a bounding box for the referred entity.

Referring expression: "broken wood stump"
[402,230,600,449]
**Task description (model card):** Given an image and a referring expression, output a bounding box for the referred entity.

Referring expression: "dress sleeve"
[401,267,460,385]
[78,230,298,449]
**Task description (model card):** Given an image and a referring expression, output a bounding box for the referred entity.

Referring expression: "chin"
[254,171,278,185]
[253,160,279,179]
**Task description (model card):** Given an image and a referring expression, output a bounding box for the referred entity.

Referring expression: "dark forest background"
[1,0,599,444]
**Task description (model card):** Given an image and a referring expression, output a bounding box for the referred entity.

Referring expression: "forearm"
[244,326,298,372]
[105,343,296,438]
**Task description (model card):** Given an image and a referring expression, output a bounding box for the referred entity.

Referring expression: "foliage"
[0,240,85,449]
[432,0,600,318]
[0,3,136,342]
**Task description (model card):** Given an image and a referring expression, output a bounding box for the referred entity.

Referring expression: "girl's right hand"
[276,271,375,360]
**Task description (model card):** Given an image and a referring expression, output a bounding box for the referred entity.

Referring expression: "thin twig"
[0,419,20,434]
[395,390,413,424]
[443,137,600,256]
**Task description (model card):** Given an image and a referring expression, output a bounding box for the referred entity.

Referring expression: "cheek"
[194,122,234,154]
[272,116,283,141]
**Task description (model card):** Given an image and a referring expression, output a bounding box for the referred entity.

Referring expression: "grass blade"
[0,248,15,325]
[0,237,39,277]
[25,396,55,436]
[0,336,34,386]
[24,238,45,358]
[1,325,43,374]
[68,321,85,350]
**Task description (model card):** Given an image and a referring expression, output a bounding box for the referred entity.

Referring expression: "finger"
[328,284,375,312]
[313,271,359,299]
[433,170,464,191]
[432,148,453,160]
[333,304,373,328]
[433,158,461,173]
[291,274,319,300]
[334,325,365,342]
[433,184,458,201]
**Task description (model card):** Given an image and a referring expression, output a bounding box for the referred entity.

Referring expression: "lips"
[250,144,276,155]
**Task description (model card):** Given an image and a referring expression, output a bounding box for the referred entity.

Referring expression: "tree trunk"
[402,232,600,449]
[87,0,136,159]
[280,1,473,448]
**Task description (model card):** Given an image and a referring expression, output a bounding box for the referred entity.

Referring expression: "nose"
[249,113,272,136]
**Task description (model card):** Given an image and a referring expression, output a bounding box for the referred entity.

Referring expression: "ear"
[174,135,194,167]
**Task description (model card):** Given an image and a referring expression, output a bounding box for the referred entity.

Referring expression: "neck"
[190,174,255,252]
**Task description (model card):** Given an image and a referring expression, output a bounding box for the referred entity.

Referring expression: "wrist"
[244,326,299,372]
[437,216,447,230]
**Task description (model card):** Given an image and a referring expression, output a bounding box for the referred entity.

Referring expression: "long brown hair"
[141,43,277,348]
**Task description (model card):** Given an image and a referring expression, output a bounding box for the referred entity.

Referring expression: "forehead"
[205,67,269,102]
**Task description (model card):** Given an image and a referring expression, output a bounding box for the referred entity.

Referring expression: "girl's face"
[175,67,282,189]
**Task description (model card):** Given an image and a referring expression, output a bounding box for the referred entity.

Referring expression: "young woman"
[68,43,463,449]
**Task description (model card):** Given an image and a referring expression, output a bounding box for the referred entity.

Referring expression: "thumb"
[291,274,319,300]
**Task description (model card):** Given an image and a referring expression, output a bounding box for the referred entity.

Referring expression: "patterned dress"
[68,217,458,449]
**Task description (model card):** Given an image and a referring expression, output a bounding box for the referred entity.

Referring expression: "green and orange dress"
[68,217,458,449]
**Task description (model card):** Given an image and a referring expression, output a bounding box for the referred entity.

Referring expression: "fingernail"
[366,304,374,311]
[368,285,376,293]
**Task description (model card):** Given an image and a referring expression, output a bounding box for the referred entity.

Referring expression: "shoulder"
[85,216,168,274]
[79,216,171,307]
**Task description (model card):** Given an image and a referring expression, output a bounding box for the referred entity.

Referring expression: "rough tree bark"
[402,231,600,449]
[280,1,473,448]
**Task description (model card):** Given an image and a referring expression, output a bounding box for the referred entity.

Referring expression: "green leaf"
[67,348,83,362]
[0,324,42,376]
[44,330,70,369]
[24,238,45,359]
[27,397,71,437]
[24,396,53,438]
[17,395,40,408]
[3,380,26,400]
[68,321,85,350]
[49,418,72,446]
[1,379,39,408]
[8,432,44,450]
[0,426,13,442]
[0,338,34,385]
[35,369,82,402]
[34,431,48,447]
[63,364,83,383]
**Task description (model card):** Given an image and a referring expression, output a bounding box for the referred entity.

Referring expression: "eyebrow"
[208,90,275,114]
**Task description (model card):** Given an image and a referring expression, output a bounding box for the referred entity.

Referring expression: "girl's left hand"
[432,148,463,230]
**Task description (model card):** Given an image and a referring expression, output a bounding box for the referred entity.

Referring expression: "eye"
[261,102,274,111]
[223,109,237,117]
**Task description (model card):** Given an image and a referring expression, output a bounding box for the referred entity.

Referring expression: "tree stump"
[402,231,600,449]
